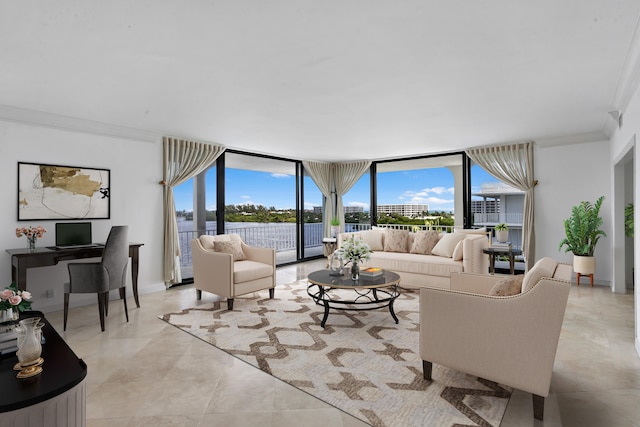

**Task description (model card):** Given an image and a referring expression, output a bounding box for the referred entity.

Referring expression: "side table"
[483,247,523,275]
[1,311,87,426]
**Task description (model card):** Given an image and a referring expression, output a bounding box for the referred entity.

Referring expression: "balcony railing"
[473,212,523,225]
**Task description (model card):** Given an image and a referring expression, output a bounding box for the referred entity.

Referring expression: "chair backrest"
[102,226,129,291]
[521,257,569,293]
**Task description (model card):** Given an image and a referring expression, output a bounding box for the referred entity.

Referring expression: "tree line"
[177,205,454,226]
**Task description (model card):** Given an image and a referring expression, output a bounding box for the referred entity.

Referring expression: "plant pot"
[495,230,509,243]
[330,226,340,238]
[573,255,596,275]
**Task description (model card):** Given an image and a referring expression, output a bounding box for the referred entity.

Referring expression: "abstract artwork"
[18,162,110,220]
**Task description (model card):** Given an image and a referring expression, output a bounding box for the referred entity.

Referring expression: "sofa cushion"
[521,257,557,293]
[489,275,523,296]
[233,260,272,282]
[410,230,440,255]
[454,227,487,235]
[214,240,247,261]
[431,233,466,258]
[365,251,463,278]
[199,234,227,250]
[384,229,409,253]
[358,229,385,251]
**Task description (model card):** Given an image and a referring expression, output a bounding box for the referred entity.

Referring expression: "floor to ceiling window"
[470,162,525,248]
[224,152,299,264]
[375,154,464,232]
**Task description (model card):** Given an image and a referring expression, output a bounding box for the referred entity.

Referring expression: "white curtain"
[163,137,225,287]
[333,161,371,233]
[303,160,334,238]
[466,142,536,266]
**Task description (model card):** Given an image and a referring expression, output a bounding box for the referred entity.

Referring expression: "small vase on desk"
[0,308,19,324]
[27,236,37,252]
[351,262,360,281]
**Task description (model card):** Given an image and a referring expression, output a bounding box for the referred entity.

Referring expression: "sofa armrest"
[242,243,276,266]
[462,234,489,274]
[191,239,234,297]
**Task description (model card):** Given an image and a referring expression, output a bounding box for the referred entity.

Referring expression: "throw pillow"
[452,240,464,261]
[359,229,385,251]
[431,233,466,258]
[521,257,557,293]
[383,229,409,253]
[214,240,246,261]
[410,230,440,255]
[488,275,523,296]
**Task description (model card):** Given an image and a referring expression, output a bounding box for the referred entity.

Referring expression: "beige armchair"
[191,234,275,310]
[419,257,572,420]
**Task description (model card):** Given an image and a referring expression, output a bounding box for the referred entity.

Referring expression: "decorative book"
[360,267,383,277]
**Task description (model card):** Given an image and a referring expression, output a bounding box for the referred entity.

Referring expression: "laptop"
[52,222,101,249]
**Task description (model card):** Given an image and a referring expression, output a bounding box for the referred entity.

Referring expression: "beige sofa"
[419,257,572,420]
[337,228,489,289]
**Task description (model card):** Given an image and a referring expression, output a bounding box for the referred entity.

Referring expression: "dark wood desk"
[6,243,144,308]
[1,311,87,418]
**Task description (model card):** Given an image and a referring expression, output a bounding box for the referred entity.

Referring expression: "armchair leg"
[422,360,432,380]
[63,293,70,331]
[196,289,202,300]
[120,287,129,322]
[227,299,234,310]
[269,288,274,299]
[97,293,107,332]
[532,394,544,420]
[105,291,109,317]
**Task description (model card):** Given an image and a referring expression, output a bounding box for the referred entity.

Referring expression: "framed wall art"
[18,162,111,221]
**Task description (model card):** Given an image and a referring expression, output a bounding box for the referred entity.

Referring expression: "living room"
[0,2,638,426]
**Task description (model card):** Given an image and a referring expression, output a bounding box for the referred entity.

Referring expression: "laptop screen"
[55,222,92,246]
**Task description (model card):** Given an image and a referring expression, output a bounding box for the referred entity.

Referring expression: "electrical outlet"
[46,289,55,298]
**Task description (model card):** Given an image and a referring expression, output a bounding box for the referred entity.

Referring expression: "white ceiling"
[1,1,639,162]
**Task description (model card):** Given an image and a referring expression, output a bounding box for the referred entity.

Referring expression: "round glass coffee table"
[307,269,401,328]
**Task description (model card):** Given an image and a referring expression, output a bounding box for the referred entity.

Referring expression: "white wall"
[0,120,165,312]
[610,83,640,357]
[534,138,612,284]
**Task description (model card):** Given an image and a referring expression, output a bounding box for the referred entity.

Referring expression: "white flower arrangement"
[335,235,372,265]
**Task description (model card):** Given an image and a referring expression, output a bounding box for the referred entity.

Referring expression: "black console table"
[1,311,87,424]
[6,243,144,308]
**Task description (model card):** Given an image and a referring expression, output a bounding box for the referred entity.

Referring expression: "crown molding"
[611,15,640,114]
[535,131,608,148]
[0,105,160,143]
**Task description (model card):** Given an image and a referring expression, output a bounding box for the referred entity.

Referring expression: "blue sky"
[174,165,499,213]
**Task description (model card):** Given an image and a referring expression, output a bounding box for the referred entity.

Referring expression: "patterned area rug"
[160,281,512,427]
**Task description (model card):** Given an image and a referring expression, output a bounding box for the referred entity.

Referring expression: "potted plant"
[558,196,606,276]
[494,223,509,243]
[330,217,340,238]
[625,203,634,237]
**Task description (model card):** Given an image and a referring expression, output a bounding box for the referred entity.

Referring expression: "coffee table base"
[307,284,400,328]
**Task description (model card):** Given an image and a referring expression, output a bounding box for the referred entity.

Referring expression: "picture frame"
[17,162,111,221]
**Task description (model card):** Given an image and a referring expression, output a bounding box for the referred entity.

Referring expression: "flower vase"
[16,317,43,366]
[0,308,19,324]
[351,262,360,281]
[27,236,37,252]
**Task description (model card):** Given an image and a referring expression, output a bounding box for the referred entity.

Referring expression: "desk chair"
[64,226,129,332]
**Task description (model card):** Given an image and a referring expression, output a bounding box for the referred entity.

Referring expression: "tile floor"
[41,259,639,426]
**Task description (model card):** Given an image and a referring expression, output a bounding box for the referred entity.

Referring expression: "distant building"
[344,206,364,214]
[472,183,524,248]
[377,204,429,218]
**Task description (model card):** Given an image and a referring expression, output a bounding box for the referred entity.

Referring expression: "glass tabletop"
[307,269,400,289]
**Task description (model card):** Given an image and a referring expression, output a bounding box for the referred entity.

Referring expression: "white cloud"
[271,173,291,179]
[241,195,251,199]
